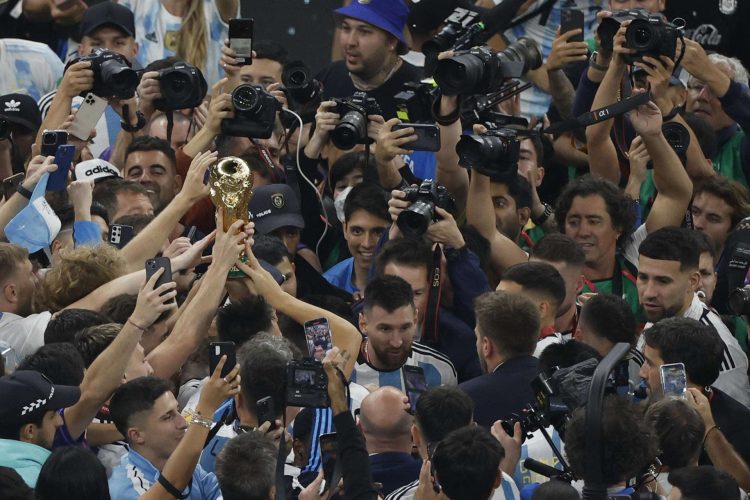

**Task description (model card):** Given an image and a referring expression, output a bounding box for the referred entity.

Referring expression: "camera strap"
[422,245,444,346]
[542,90,652,136]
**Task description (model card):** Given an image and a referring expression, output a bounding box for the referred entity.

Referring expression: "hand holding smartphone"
[229,18,254,65]
[303,317,333,362]
[560,8,584,42]
[392,123,441,152]
[660,362,687,399]
[46,144,75,192]
[209,341,237,379]
[145,257,176,304]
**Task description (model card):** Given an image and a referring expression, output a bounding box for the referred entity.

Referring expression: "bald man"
[358,387,421,496]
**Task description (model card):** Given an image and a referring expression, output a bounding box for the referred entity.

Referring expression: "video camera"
[598,9,681,64]
[78,48,139,100]
[456,119,528,182]
[422,7,486,75]
[221,83,279,138]
[394,81,437,124]
[154,62,207,112]
[285,358,329,408]
[396,179,456,239]
[330,92,382,150]
[433,37,542,96]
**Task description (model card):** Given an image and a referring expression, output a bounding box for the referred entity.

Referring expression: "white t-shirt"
[0,311,50,361]
[387,471,520,500]
[118,0,236,86]
[0,39,64,102]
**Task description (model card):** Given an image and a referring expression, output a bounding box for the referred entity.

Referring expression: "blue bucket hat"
[335,0,410,54]
[5,173,61,253]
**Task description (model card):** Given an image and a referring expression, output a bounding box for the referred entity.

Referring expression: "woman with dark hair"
[35,447,110,500]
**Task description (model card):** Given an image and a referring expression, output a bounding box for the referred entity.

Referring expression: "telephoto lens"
[331,109,368,150]
[156,63,207,111]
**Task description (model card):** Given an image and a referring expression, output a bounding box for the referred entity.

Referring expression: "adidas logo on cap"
[75,159,122,182]
[4,100,21,113]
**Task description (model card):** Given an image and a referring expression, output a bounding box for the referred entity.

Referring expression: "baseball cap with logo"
[249,184,305,235]
[335,0,410,54]
[75,159,122,183]
[0,94,42,133]
[5,172,62,253]
[0,371,80,426]
[79,1,136,39]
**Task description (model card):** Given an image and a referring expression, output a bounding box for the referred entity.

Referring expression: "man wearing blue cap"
[317,0,423,120]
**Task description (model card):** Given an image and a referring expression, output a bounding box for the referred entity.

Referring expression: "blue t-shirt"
[323,257,357,294]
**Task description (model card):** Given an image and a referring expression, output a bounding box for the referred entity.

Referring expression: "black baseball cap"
[0,371,80,426]
[79,1,136,39]
[249,184,305,235]
[0,94,42,133]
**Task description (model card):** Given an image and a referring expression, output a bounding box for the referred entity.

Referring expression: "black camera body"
[394,81,437,123]
[330,92,382,150]
[285,359,329,408]
[397,179,456,239]
[222,83,279,138]
[422,7,484,75]
[456,125,520,182]
[79,48,139,100]
[155,62,207,112]
[433,37,541,96]
[647,122,690,169]
[598,9,679,64]
[282,61,322,106]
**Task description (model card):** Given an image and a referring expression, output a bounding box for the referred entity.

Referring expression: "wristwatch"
[533,202,553,226]
[16,184,33,200]
[120,110,147,132]
[589,51,610,72]
[182,409,213,429]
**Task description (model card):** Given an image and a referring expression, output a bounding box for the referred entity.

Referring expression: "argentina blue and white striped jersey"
[351,341,457,390]
[386,471,520,500]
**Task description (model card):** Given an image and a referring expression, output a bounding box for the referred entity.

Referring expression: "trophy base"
[228,254,249,279]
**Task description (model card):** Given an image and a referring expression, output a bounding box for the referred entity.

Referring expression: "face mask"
[5,173,61,253]
[334,185,353,224]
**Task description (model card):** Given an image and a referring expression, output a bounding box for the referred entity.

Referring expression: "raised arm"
[0,155,56,241]
[434,94,469,212]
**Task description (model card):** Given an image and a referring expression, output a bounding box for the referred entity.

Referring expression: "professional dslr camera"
[456,124,521,182]
[433,37,541,96]
[154,62,207,112]
[221,83,279,138]
[282,61,322,107]
[285,359,329,408]
[396,179,456,239]
[330,92,382,150]
[647,122,690,169]
[598,9,680,64]
[79,48,139,100]
[422,7,485,74]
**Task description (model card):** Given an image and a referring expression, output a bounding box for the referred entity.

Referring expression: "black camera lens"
[433,53,485,96]
[100,59,138,99]
[422,24,459,59]
[233,84,261,112]
[627,21,655,50]
[162,72,191,100]
[729,287,750,315]
[397,200,435,239]
[498,37,543,75]
[331,110,367,150]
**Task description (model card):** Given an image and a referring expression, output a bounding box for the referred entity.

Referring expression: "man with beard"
[459,291,541,428]
[123,136,182,213]
[353,276,457,390]
[636,227,750,408]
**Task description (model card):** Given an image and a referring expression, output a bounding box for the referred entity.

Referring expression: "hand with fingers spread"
[172,230,216,272]
[59,61,94,99]
[627,94,663,137]
[178,150,216,203]
[212,209,248,272]
[130,268,178,328]
[23,155,58,190]
[375,118,417,164]
[196,355,241,417]
[547,27,589,72]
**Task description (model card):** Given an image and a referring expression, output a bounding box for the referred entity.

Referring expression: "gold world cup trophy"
[208,156,254,277]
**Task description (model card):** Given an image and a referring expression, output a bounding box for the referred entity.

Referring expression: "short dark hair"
[0,466,33,499]
[668,466,740,500]
[44,308,111,344]
[237,333,295,420]
[124,136,177,171]
[327,151,378,193]
[255,40,288,64]
[363,276,414,314]
[215,431,276,500]
[694,175,750,228]
[93,179,150,221]
[645,398,704,469]
[343,182,389,224]
[35,447,110,500]
[691,230,717,261]
[530,479,581,500]
[644,317,723,386]
[475,291,540,358]
[17,343,85,386]
[639,227,700,271]
[217,296,275,346]
[565,396,657,485]
[496,175,532,210]
[415,386,473,444]
[375,237,432,278]
[432,426,503,500]
[109,376,173,439]
[252,234,289,266]
[501,261,566,312]
[580,294,638,346]
[555,175,636,249]
[530,233,585,268]
[537,341,599,373]
[74,323,122,367]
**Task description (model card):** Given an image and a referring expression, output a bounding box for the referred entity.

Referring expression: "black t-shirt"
[700,386,750,466]
[664,0,750,70]
[316,60,424,120]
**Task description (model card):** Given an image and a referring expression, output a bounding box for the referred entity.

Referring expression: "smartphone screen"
[209,341,237,378]
[660,362,687,399]
[304,317,333,362]
[560,8,584,42]
[403,365,427,411]
[47,144,75,192]
[229,18,254,65]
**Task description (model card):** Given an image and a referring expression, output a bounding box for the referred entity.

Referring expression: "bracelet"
[704,424,719,443]
[16,185,33,199]
[120,110,147,132]
[589,51,610,72]
[183,408,214,429]
[532,203,553,225]
[126,318,148,332]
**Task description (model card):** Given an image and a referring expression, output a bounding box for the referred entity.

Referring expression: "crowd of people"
[1,0,750,498]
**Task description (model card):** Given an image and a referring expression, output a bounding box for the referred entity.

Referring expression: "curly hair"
[35,245,125,313]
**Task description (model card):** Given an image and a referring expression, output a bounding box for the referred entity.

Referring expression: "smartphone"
[303,317,333,362]
[256,396,276,429]
[2,173,24,201]
[145,256,175,303]
[109,224,135,249]
[209,341,237,378]
[68,93,107,140]
[403,365,427,411]
[46,144,75,192]
[228,18,254,65]
[392,123,441,152]
[660,362,687,399]
[40,129,68,157]
[560,8,584,42]
[319,432,339,493]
